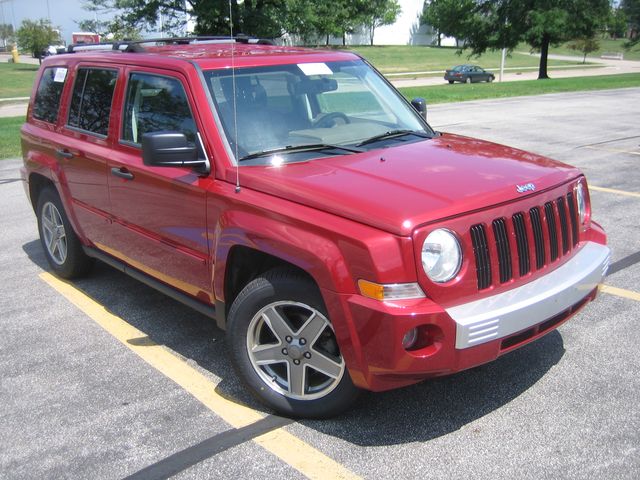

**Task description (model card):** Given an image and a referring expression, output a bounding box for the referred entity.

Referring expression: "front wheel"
[488,76,494,83]
[226,269,360,418]
[448,80,454,84]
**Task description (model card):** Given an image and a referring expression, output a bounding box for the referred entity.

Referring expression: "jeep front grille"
[470,192,580,290]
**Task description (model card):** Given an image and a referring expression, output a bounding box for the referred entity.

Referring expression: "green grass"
[0,116,23,160]
[0,62,39,99]
[544,38,640,62]
[342,45,585,75]
[399,73,640,104]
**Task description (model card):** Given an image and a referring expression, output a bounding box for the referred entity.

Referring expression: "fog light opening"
[403,325,444,353]
[402,328,418,350]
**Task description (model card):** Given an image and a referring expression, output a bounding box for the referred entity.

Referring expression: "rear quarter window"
[32,67,68,123]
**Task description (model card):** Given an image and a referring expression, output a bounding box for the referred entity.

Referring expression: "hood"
[235,133,580,236]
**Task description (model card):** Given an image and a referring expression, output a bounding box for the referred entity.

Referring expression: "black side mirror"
[411,97,427,121]
[142,132,206,170]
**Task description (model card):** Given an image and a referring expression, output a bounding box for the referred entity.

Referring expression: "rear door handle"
[110,167,134,180]
[55,149,74,159]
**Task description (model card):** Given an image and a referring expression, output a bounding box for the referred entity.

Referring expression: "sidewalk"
[391,52,640,88]
[0,101,27,118]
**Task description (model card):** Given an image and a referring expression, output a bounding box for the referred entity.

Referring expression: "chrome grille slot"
[544,202,559,262]
[529,206,546,269]
[556,197,570,255]
[512,212,530,276]
[567,191,579,247]
[470,224,492,290]
[492,218,512,283]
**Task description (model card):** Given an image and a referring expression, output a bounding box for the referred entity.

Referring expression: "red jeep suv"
[21,37,610,418]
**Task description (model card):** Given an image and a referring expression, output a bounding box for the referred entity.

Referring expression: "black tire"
[36,187,93,279]
[465,76,472,84]
[488,76,494,83]
[226,268,360,418]
[448,80,454,84]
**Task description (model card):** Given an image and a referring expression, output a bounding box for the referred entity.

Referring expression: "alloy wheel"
[41,201,67,265]
[246,301,345,400]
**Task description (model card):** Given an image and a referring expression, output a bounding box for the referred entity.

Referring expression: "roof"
[61,37,361,69]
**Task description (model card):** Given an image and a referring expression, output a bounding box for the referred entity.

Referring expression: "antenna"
[229,0,241,194]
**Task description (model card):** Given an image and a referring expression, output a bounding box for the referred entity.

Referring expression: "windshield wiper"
[356,129,431,147]
[239,143,364,162]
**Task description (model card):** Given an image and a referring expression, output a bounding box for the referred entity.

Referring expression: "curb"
[0,97,29,103]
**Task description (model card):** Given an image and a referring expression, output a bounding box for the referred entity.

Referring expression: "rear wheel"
[448,80,454,84]
[36,187,93,278]
[488,76,494,83]
[465,77,472,84]
[227,269,360,418]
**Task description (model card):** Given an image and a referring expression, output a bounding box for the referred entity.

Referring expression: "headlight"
[421,229,462,283]
[575,180,587,224]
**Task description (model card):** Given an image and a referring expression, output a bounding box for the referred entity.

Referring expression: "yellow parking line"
[599,284,640,302]
[39,272,360,480]
[590,186,640,198]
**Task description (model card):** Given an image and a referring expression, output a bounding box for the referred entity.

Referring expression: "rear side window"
[122,73,196,145]
[68,68,118,136]
[33,67,67,123]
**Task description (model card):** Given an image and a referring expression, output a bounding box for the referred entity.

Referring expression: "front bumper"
[448,241,610,349]
[330,241,610,392]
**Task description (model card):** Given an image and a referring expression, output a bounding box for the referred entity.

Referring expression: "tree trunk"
[370,25,375,46]
[326,33,329,46]
[538,35,550,80]
[583,52,587,63]
[437,29,441,47]
[342,31,346,46]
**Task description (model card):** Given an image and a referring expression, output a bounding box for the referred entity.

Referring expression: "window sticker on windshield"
[298,63,332,76]
[53,68,67,83]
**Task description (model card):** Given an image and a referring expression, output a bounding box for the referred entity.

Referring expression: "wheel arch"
[28,172,56,213]
[220,245,319,328]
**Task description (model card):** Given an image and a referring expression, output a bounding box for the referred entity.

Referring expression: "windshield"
[203,60,433,165]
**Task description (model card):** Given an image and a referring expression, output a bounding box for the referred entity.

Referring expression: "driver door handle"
[111,167,134,180]
[55,149,74,160]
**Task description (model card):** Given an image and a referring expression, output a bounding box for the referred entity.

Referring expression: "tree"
[422,0,475,47]
[82,0,289,39]
[334,0,369,46]
[567,36,600,62]
[76,19,142,40]
[0,23,14,49]
[622,0,640,45]
[16,19,61,59]
[608,7,628,39]
[360,0,401,46]
[422,0,609,80]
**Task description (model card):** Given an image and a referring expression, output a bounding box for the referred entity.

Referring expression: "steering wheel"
[312,112,351,128]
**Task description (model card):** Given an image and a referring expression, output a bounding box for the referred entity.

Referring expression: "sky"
[0,0,114,44]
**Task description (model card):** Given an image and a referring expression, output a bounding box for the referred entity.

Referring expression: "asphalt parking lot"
[1,88,639,479]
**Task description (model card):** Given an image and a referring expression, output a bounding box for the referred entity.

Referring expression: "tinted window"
[122,73,196,145]
[68,68,118,136]
[33,67,67,123]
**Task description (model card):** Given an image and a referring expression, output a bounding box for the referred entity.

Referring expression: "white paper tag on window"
[53,68,67,83]
[298,63,332,76]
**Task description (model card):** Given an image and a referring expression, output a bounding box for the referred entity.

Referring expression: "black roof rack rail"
[66,35,275,54]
